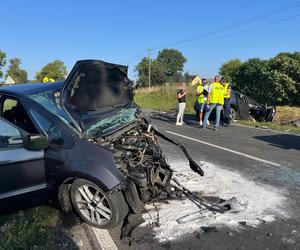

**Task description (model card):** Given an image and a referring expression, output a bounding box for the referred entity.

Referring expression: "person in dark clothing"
[221,77,231,126]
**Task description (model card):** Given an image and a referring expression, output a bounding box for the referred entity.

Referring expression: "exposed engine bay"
[92,120,173,203]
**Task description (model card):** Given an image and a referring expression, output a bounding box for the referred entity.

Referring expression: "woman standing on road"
[176,81,187,125]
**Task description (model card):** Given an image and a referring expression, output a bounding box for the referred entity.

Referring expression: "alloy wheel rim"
[74,184,112,225]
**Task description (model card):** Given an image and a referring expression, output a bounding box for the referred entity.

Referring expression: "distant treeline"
[0,49,67,84]
[219,52,300,105]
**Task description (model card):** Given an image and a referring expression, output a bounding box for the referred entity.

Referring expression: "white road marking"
[92,227,117,250]
[232,123,300,137]
[165,130,282,167]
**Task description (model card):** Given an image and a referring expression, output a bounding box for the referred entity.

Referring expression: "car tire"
[230,107,237,122]
[70,178,129,229]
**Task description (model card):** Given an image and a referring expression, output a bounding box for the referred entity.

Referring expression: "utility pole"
[148,49,151,89]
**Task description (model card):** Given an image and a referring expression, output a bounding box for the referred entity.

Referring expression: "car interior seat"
[2,110,13,123]
[10,105,37,134]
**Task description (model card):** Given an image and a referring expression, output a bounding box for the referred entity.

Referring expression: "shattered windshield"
[86,107,137,138]
[29,90,76,130]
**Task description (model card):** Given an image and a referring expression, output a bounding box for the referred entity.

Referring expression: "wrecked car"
[230,90,276,122]
[194,89,276,123]
[0,60,204,229]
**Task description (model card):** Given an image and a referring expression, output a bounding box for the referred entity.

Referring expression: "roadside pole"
[148,49,151,89]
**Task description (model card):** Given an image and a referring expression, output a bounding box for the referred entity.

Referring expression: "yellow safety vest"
[223,83,231,99]
[197,85,205,104]
[43,76,55,83]
[210,82,224,105]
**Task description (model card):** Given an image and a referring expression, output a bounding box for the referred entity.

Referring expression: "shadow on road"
[151,112,199,127]
[254,134,300,150]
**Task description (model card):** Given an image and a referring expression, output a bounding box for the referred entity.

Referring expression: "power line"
[150,1,300,51]
[120,50,147,64]
[121,1,300,64]
[176,14,300,50]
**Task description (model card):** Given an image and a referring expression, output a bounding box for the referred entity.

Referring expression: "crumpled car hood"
[60,60,135,132]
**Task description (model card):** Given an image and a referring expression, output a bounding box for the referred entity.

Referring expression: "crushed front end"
[92,120,173,204]
[85,107,176,214]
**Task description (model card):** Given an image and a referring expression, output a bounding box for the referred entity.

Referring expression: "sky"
[1,0,300,80]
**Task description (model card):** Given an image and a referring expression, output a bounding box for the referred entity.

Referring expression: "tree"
[157,49,187,78]
[219,59,243,86]
[268,53,300,84]
[5,58,28,83]
[264,70,296,103]
[135,57,167,87]
[0,50,6,79]
[234,58,270,103]
[184,71,191,85]
[219,51,300,104]
[36,60,67,82]
[267,53,299,103]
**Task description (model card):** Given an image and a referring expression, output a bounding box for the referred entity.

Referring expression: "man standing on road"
[196,79,205,126]
[176,82,187,125]
[202,75,224,131]
[196,78,210,126]
[221,77,231,126]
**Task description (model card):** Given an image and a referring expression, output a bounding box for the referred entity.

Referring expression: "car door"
[0,118,46,201]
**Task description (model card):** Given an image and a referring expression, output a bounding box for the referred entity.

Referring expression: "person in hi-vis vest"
[202,75,224,131]
[221,77,231,126]
[196,78,210,126]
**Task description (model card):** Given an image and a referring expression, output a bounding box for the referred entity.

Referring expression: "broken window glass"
[86,107,137,138]
[29,90,76,130]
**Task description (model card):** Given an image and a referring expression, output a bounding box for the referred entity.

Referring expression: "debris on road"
[227,232,235,237]
[292,119,300,127]
[140,160,289,242]
[171,177,241,214]
[200,226,218,233]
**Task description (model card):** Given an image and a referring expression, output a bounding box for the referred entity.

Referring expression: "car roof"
[0,82,64,96]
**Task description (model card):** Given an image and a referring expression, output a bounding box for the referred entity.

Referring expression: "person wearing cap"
[176,80,187,125]
[221,77,231,126]
[202,75,224,131]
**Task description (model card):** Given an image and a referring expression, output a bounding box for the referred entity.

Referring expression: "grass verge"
[0,206,60,250]
[237,120,300,135]
[134,85,196,114]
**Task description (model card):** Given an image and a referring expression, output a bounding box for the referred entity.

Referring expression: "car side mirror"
[24,134,50,151]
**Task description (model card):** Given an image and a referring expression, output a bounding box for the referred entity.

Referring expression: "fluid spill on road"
[140,160,290,242]
[275,165,300,188]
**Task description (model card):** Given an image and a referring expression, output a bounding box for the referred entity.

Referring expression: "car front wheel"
[230,107,237,122]
[70,178,128,229]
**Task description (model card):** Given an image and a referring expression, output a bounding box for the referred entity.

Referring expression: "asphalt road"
[94,115,300,250]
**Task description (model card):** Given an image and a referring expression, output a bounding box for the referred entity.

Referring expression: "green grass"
[238,120,300,135]
[3,99,17,112]
[0,206,60,250]
[135,85,300,134]
[134,85,196,114]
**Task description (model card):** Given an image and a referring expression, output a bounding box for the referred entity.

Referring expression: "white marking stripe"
[232,123,300,137]
[92,228,117,250]
[165,130,281,167]
[0,183,47,199]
